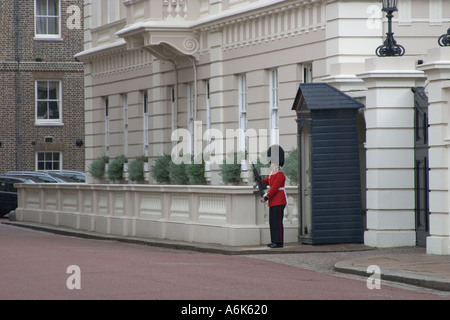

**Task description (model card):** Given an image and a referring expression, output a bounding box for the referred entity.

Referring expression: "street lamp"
[376,0,405,57]
[438,28,450,47]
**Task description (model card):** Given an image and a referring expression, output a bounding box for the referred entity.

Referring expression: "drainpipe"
[14,0,23,170]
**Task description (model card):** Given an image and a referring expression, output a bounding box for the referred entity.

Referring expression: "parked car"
[44,170,85,183]
[4,171,78,183]
[0,175,36,217]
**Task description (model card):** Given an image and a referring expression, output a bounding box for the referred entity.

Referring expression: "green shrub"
[251,155,270,181]
[107,155,127,182]
[186,156,206,185]
[151,154,171,184]
[284,148,298,185]
[128,156,147,182]
[169,161,189,185]
[89,156,109,179]
[220,152,242,185]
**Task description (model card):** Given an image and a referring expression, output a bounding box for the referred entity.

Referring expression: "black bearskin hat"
[267,145,285,167]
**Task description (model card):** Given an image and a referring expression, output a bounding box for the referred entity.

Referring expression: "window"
[303,63,312,83]
[205,81,211,172]
[143,92,149,157]
[107,0,118,24]
[35,0,61,38]
[269,69,279,146]
[5,180,18,193]
[238,75,248,171]
[36,80,62,125]
[123,94,128,157]
[170,86,176,148]
[104,97,110,157]
[187,83,194,155]
[37,152,61,170]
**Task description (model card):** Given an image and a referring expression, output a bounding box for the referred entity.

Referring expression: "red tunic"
[261,168,287,207]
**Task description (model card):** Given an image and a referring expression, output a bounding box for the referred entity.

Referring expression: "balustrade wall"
[15,184,299,246]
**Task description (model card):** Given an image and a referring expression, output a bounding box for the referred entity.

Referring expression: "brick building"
[0,0,85,172]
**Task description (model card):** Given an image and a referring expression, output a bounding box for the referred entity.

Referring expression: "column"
[418,48,450,255]
[358,57,426,247]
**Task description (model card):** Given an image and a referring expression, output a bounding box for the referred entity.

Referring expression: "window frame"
[104,97,110,157]
[122,94,129,157]
[269,69,279,146]
[34,0,62,40]
[238,74,248,171]
[143,91,149,157]
[187,83,194,155]
[36,152,62,171]
[35,80,63,126]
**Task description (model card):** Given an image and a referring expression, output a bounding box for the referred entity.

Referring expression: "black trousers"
[269,204,285,245]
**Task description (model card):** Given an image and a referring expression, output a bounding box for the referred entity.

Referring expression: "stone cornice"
[121,27,199,61]
[74,40,127,61]
[78,0,328,62]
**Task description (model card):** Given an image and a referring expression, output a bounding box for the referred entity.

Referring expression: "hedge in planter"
[107,155,127,182]
[151,154,171,184]
[186,156,206,185]
[128,156,147,182]
[89,156,109,179]
[219,152,243,185]
[169,161,189,185]
[252,155,270,179]
[283,148,298,185]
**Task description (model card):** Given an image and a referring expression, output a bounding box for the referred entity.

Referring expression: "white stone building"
[16,0,450,253]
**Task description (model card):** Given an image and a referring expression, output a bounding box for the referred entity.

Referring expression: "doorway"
[300,126,312,240]
[413,87,430,247]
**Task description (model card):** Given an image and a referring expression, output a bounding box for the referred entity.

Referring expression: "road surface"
[1,221,448,304]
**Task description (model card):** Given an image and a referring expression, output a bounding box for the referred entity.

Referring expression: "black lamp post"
[376,0,405,57]
[438,28,450,47]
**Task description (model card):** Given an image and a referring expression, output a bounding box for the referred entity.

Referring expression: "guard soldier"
[261,145,287,248]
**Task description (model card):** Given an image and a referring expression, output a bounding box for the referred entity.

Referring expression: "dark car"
[0,175,36,217]
[4,171,78,183]
[44,170,85,183]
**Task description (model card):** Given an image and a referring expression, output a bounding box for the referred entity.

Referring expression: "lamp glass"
[382,0,398,11]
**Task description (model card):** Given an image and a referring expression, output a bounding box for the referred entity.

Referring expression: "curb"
[334,260,450,292]
[2,221,373,255]
[2,221,253,255]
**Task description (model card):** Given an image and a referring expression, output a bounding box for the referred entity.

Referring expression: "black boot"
[268,243,283,248]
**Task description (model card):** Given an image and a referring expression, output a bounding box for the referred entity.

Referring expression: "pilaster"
[358,57,426,248]
[418,47,450,255]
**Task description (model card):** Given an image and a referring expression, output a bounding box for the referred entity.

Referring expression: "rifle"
[252,164,267,198]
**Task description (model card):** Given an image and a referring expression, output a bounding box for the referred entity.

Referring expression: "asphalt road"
[1,221,448,303]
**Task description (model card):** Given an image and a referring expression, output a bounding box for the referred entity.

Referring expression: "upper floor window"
[238,74,248,171]
[106,0,118,24]
[187,83,194,155]
[269,69,279,146]
[36,80,62,125]
[104,97,110,157]
[142,91,149,157]
[35,0,61,39]
[303,63,313,83]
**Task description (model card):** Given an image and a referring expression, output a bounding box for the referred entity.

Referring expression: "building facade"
[77,0,450,181]
[16,0,450,251]
[0,0,85,173]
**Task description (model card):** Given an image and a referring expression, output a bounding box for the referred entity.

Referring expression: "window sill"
[35,122,64,127]
[34,37,64,42]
